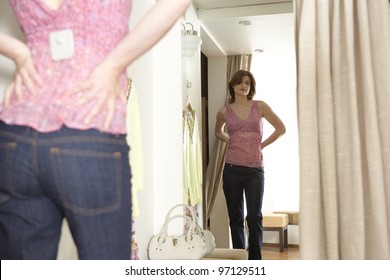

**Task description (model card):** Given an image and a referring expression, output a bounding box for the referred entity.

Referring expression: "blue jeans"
[0,122,132,260]
[223,163,264,260]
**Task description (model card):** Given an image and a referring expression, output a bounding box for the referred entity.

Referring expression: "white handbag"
[164,204,216,255]
[196,225,216,255]
[147,215,206,260]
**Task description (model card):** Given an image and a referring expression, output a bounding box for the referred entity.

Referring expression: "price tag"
[49,29,74,61]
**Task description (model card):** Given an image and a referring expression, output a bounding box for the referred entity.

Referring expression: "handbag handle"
[160,215,195,239]
[164,204,197,230]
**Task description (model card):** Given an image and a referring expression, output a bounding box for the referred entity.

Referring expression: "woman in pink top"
[0,0,190,260]
[215,70,286,259]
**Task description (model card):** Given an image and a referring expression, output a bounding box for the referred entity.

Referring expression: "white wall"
[251,51,299,213]
[251,50,300,245]
[128,0,184,260]
[127,1,203,260]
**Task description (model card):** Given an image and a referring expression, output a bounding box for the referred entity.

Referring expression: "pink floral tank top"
[225,101,264,167]
[0,0,132,133]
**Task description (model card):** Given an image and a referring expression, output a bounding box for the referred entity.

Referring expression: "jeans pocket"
[0,142,17,205]
[50,147,124,216]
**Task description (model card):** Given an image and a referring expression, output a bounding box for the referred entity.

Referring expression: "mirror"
[190,0,299,255]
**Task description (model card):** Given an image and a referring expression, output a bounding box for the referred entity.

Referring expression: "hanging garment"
[126,78,144,218]
[130,219,139,260]
[182,102,202,205]
[126,78,143,260]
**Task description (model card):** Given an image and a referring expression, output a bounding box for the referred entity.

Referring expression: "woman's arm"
[215,107,230,143]
[259,101,286,149]
[0,32,28,61]
[0,32,43,105]
[106,0,191,74]
[70,0,192,128]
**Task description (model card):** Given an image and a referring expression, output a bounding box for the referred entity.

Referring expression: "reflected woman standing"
[215,70,285,260]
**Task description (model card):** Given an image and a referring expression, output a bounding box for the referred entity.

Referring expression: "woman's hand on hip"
[3,47,43,107]
[68,60,126,129]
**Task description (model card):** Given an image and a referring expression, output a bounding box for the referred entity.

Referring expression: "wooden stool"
[263,213,288,252]
[274,211,299,225]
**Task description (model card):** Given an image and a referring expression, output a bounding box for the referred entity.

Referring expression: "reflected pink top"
[0,0,132,133]
[225,101,264,168]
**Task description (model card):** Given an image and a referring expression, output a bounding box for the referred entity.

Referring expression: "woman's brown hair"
[227,70,256,103]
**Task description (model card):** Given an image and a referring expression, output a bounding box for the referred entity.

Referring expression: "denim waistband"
[0,121,126,145]
[224,162,264,170]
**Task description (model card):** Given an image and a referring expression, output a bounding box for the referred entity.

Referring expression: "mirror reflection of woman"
[215,70,286,260]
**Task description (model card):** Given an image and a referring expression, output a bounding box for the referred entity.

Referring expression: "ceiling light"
[238,20,252,26]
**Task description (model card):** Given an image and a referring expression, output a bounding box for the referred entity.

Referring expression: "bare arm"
[0,32,43,105]
[259,101,286,149]
[215,107,230,143]
[105,0,191,74]
[0,32,28,61]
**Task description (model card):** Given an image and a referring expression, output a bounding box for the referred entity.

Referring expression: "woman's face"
[233,75,251,97]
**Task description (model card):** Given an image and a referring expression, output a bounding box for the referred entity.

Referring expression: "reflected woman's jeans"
[0,122,132,260]
[223,163,264,260]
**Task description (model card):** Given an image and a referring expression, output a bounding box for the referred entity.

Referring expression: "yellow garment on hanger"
[126,78,144,217]
[182,102,202,205]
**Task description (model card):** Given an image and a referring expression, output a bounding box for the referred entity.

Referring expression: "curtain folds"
[295,0,390,259]
[203,54,252,228]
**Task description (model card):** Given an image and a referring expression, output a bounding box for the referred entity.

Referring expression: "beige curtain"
[295,0,390,259]
[203,54,252,228]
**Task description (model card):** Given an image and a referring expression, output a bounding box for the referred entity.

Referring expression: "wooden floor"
[262,245,300,260]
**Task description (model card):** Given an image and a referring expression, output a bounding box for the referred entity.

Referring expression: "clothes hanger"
[184,80,195,113]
